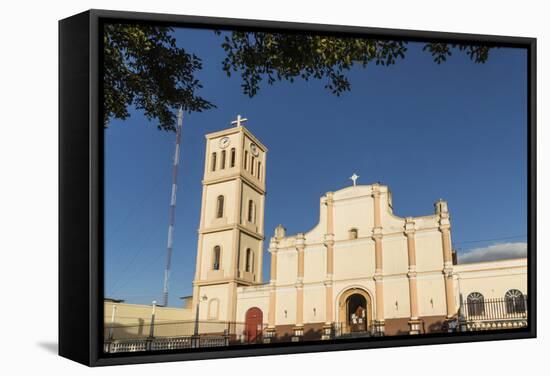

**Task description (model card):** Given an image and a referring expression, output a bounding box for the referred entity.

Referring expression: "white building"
[189,120,527,341]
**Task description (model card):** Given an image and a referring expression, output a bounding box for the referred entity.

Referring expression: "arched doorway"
[245,307,263,343]
[347,294,367,332]
[338,288,373,334]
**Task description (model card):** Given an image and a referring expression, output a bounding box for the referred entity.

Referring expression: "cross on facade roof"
[231,114,248,127]
[350,173,359,187]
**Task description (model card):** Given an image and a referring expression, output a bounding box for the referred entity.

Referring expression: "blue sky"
[104,27,527,306]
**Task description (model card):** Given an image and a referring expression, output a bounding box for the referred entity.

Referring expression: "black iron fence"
[459,296,528,331]
[332,322,384,338]
[104,296,530,352]
[104,335,230,353]
[103,320,269,353]
[460,296,528,321]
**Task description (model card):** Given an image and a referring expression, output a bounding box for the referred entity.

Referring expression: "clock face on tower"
[250,143,259,156]
[219,136,231,149]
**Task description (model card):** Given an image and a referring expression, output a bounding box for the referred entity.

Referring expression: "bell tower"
[192,115,267,323]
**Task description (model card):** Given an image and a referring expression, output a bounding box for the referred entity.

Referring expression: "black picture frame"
[59,9,537,367]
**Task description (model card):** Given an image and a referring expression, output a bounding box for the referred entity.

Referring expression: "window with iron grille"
[505,289,526,314]
[466,292,485,317]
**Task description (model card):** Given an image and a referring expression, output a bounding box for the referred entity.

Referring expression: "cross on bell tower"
[350,173,359,187]
[231,114,248,127]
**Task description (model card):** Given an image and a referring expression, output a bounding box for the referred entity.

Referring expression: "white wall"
[239,232,263,281]
[332,193,374,240]
[303,246,326,283]
[203,180,238,227]
[271,182,450,324]
[275,287,298,325]
[236,287,269,323]
[382,235,409,275]
[241,182,265,234]
[333,240,376,279]
[454,260,528,301]
[383,277,412,318]
[416,231,445,272]
[303,285,326,323]
[416,274,448,316]
[200,229,234,279]
[197,284,230,321]
[276,249,298,284]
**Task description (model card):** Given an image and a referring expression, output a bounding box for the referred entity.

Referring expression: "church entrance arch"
[338,288,373,334]
[245,307,263,343]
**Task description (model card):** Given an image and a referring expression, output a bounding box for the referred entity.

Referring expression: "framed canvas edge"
[86,8,536,45]
[59,9,93,366]
[91,331,536,367]
[58,8,537,367]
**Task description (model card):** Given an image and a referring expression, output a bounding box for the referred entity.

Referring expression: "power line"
[106,177,166,247]
[106,225,164,295]
[109,250,166,298]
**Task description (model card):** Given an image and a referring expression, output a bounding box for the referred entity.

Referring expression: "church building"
[188,118,528,341]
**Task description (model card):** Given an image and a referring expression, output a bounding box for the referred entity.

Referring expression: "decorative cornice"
[371,183,381,198]
[205,125,268,153]
[323,232,335,245]
[268,236,278,251]
[439,223,451,231]
[240,125,268,152]
[275,226,444,251]
[404,217,416,234]
[200,223,263,238]
[265,270,453,290]
[323,240,335,248]
[372,226,383,240]
[204,126,242,140]
[295,233,306,249]
[203,173,265,195]
[442,268,454,278]
[193,277,256,287]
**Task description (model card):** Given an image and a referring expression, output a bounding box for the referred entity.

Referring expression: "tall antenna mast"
[162,107,183,307]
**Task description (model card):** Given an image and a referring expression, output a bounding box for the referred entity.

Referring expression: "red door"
[245,307,263,343]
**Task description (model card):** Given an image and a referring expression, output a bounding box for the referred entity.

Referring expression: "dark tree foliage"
[221,32,491,97]
[220,32,408,97]
[103,24,215,131]
[103,25,492,131]
[422,42,491,64]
